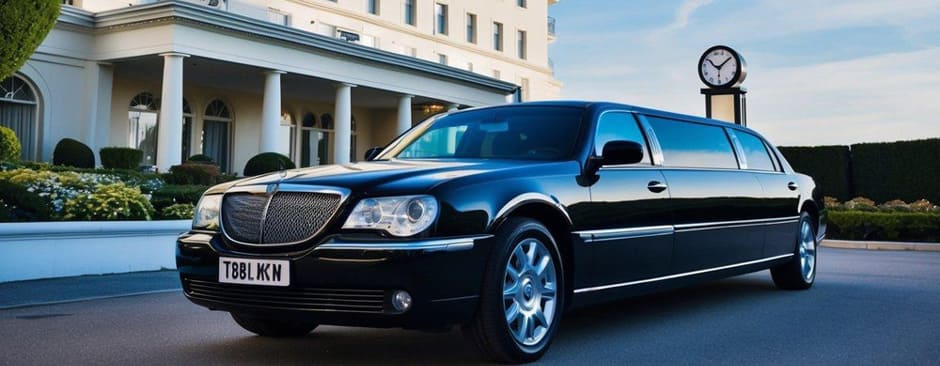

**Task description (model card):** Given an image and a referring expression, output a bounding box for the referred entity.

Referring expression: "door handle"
[787,182,799,191]
[648,181,668,193]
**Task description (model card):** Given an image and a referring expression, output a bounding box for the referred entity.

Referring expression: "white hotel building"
[2,0,561,173]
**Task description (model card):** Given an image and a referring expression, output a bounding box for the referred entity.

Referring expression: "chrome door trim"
[725,128,748,169]
[573,253,794,294]
[634,113,665,166]
[575,225,674,243]
[674,216,800,232]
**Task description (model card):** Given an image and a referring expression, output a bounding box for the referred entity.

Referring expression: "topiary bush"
[164,163,220,185]
[62,182,154,220]
[160,203,195,220]
[186,154,215,164]
[100,147,143,170]
[243,152,295,177]
[0,0,60,79]
[0,180,50,221]
[53,138,95,169]
[0,126,21,162]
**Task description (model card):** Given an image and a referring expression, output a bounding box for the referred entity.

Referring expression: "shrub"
[53,138,95,169]
[843,197,877,212]
[0,180,50,221]
[243,152,295,177]
[879,199,911,212]
[0,126,21,162]
[909,199,938,213]
[151,185,208,212]
[160,203,195,219]
[0,167,122,214]
[0,0,60,79]
[164,163,220,185]
[62,182,154,220]
[100,147,143,170]
[824,196,842,211]
[827,211,940,242]
[186,154,215,164]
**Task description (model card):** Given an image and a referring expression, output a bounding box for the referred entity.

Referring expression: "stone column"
[333,83,355,164]
[447,103,460,112]
[396,94,413,135]
[156,53,188,172]
[261,70,285,153]
[445,103,459,152]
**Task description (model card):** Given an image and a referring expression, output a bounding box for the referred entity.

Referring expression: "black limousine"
[178,101,825,363]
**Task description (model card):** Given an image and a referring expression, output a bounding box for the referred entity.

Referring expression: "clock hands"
[706,59,719,68]
[717,57,733,69]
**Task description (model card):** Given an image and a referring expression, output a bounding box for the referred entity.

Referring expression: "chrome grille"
[221,191,342,245]
[183,278,387,313]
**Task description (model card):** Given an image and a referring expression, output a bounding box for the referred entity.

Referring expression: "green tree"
[0,0,61,79]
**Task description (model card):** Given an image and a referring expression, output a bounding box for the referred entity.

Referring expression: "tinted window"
[594,112,650,164]
[735,130,776,171]
[647,117,738,169]
[383,107,583,161]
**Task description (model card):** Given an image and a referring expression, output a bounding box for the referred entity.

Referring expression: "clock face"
[699,46,744,88]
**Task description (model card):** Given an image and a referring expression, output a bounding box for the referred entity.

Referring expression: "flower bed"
[826,197,940,242]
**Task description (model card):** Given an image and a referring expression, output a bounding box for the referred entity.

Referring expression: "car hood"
[219,159,571,197]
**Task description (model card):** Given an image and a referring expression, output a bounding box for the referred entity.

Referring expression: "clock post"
[698,45,748,126]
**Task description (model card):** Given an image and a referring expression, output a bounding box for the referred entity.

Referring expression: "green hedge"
[828,211,940,242]
[0,180,50,221]
[53,138,95,169]
[151,184,208,212]
[100,147,143,170]
[778,145,853,201]
[0,126,20,162]
[164,163,220,185]
[244,152,294,177]
[850,139,940,204]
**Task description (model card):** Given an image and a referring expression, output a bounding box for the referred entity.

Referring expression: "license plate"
[219,257,290,287]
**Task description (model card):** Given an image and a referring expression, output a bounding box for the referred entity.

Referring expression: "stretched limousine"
[178,101,826,363]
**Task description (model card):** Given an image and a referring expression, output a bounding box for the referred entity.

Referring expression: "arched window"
[320,113,333,130]
[128,92,159,166]
[203,99,232,172]
[301,112,316,128]
[0,74,40,160]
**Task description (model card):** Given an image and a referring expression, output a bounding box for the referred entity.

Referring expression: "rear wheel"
[771,212,817,290]
[467,218,565,363]
[231,313,318,337]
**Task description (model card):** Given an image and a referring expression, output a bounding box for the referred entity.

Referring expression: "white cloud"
[668,0,714,31]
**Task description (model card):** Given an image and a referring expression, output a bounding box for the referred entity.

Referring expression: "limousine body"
[178,101,825,363]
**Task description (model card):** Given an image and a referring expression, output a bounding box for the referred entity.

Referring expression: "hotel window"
[0,74,40,160]
[367,0,379,15]
[520,78,530,101]
[404,0,416,25]
[517,30,527,59]
[203,100,233,172]
[493,22,503,51]
[517,0,527,8]
[435,3,448,35]
[438,53,448,65]
[267,9,290,26]
[466,13,477,43]
[127,93,159,167]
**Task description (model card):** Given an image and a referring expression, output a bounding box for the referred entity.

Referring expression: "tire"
[771,212,817,290]
[231,313,318,337]
[467,217,565,364]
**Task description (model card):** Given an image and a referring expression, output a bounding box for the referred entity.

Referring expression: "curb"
[0,289,180,311]
[821,239,940,252]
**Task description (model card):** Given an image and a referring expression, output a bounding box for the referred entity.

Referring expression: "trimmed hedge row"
[827,211,940,243]
[778,145,853,201]
[779,138,940,203]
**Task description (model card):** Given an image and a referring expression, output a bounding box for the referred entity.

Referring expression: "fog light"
[392,290,412,312]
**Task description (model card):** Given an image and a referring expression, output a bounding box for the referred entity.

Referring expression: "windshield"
[377,106,584,161]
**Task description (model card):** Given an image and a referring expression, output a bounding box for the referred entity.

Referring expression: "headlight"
[342,195,439,237]
[192,194,222,230]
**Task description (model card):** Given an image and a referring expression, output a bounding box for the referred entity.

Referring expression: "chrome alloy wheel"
[503,238,557,347]
[799,220,817,282]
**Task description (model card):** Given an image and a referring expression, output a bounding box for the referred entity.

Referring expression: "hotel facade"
[2,0,560,173]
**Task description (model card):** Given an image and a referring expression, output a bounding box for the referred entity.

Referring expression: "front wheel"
[231,313,318,337]
[771,212,817,290]
[467,218,565,363]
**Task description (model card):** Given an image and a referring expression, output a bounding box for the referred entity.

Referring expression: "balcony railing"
[547,16,556,37]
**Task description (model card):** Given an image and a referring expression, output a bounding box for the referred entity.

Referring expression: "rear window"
[735,130,776,171]
[647,117,739,169]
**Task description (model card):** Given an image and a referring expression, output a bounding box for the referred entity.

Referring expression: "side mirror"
[601,140,644,166]
[364,146,384,161]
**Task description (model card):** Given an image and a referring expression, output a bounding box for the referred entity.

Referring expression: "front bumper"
[176,232,492,329]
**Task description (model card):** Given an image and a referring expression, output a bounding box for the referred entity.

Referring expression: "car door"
[581,111,673,288]
[728,129,802,257]
[643,115,765,273]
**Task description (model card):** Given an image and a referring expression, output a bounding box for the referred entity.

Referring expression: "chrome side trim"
[725,128,748,169]
[575,225,674,243]
[573,254,794,294]
[634,113,665,166]
[315,235,492,252]
[674,216,800,232]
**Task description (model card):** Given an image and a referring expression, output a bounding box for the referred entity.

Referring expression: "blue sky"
[548,0,940,146]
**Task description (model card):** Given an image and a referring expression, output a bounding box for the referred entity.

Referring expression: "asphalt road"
[2,247,938,365]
